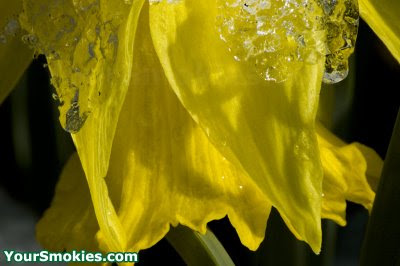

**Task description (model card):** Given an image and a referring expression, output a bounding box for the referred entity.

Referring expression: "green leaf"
[360,109,400,266]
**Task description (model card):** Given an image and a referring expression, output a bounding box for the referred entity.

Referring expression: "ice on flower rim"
[0,0,398,257]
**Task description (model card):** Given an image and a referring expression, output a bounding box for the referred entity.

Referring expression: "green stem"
[166,225,235,266]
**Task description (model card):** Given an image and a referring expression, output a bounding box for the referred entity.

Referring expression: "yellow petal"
[112,6,270,251]
[149,0,324,253]
[360,0,400,62]
[37,153,99,252]
[0,0,33,104]
[354,143,383,192]
[317,124,383,225]
[38,5,273,253]
[20,0,145,251]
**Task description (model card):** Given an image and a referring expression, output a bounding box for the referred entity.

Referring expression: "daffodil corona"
[0,0,398,258]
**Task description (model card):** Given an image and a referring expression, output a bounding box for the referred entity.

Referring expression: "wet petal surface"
[150,0,325,252]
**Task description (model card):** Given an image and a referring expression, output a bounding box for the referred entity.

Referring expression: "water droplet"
[321,192,325,197]
[239,185,243,190]
[221,175,225,179]
[323,67,349,84]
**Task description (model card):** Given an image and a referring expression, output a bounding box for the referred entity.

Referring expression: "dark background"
[0,19,399,265]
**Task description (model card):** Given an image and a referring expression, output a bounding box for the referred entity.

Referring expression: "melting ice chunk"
[217,0,359,84]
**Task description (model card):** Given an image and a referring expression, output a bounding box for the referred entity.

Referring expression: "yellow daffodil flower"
[0,0,398,257]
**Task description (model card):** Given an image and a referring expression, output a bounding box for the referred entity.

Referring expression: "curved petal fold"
[360,0,400,62]
[149,0,325,253]
[318,124,383,225]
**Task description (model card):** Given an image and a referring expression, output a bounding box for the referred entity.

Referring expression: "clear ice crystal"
[65,90,89,133]
[217,0,326,82]
[19,0,126,133]
[321,0,359,84]
[217,0,359,84]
